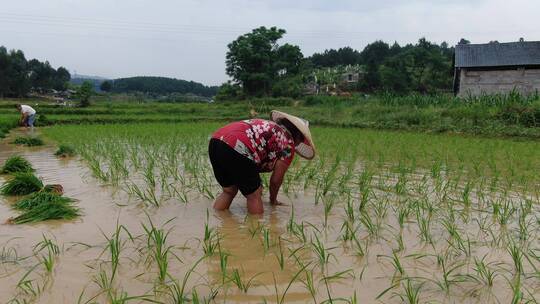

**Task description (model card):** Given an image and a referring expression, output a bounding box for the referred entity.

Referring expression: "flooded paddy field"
[1,123,539,303]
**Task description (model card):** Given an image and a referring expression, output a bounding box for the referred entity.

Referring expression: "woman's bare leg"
[245,186,264,214]
[213,186,238,210]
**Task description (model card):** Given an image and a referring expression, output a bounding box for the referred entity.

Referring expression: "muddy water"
[0,128,533,303]
[0,129,343,303]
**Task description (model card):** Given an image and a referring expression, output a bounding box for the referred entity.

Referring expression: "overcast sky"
[1,0,539,86]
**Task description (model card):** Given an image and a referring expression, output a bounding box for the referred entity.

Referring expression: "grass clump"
[0,173,43,196]
[54,144,76,157]
[10,192,79,224]
[1,155,34,174]
[12,136,44,147]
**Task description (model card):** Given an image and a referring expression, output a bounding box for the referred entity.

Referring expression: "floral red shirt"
[212,119,295,171]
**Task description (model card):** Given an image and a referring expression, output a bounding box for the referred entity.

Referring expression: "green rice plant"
[311,234,336,267]
[396,205,410,229]
[275,237,285,270]
[344,195,355,222]
[229,268,262,293]
[54,144,76,157]
[359,209,379,238]
[507,242,524,276]
[378,251,405,277]
[323,197,336,227]
[415,208,432,244]
[300,267,317,303]
[273,261,312,304]
[506,275,523,304]
[12,136,44,147]
[141,217,175,283]
[261,226,271,252]
[433,259,466,293]
[1,172,43,196]
[1,155,34,174]
[0,241,19,265]
[11,193,80,224]
[100,221,133,283]
[33,234,60,273]
[469,256,500,287]
[166,256,205,304]
[399,279,422,304]
[13,263,43,299]
[203,211,219,256]
[218,244,229,284]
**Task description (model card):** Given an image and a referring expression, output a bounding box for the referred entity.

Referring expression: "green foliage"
[0,172,43,196]
[108,76,218,97]
[215,82,245,101]
[1,155,34,174]
[54,144,76,157]
[76,81,95,107]
[12,136,44,146]
[100,80,112,92]
[13,191,73,210]
[0,46,70,97]
[306,38,455,94]
[10,192,79,224]
[226,26,303,96]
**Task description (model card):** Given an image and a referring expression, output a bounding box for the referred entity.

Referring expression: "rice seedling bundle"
[0,155,34,174]
[11,136,44,147]
[54,144,76,157]
[10,196,79,224]
[13,192,73,211]
[0,173,43,196]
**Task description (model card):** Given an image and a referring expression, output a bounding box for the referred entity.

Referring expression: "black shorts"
[208,138,261,196]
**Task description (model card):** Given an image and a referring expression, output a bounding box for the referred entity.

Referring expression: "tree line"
[0,46,71,98]
[100,76,219,97]
[221,27,467,99]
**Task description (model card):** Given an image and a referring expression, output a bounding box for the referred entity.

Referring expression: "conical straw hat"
[270,110,316,160]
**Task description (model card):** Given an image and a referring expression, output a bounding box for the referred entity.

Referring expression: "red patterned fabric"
[212,119,295,171]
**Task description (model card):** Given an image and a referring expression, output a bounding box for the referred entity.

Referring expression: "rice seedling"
[261,226,272,252]
[11,136,44,147]
[229,268,262,293]
[469,256,500,287]
[273,261,312,304]
[1,155,34,174]
[275,237,285,270]
[141,217,175,283]
[54,144,76,157]
[10,192,79,224]
[33,234,60,273]
[100,221,133,282]
[0,172,43,196]
[378,251,405,277]
[311,234,336,268]
[166,256,205,304]
[507,242,524,276]
[202,211,219,256]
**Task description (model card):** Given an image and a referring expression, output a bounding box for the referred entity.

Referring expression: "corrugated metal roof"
[455,41,540,68]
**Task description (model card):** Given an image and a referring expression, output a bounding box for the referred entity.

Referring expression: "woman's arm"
[269,160,288,205]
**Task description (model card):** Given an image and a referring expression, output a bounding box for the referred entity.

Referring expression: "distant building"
[454,40,540,96]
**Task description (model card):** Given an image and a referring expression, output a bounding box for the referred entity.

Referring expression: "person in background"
[208,110,316,214]
[16,104,36,128]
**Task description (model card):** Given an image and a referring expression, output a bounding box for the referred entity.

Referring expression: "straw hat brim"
[270,110,316,160]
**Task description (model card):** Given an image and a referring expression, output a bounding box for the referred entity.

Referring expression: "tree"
[53,67,71,91]
[100,80,112,92]
[225,26,303,96]
[76,81,94,107]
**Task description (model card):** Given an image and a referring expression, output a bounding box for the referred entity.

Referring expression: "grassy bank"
[1,93,540,139]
